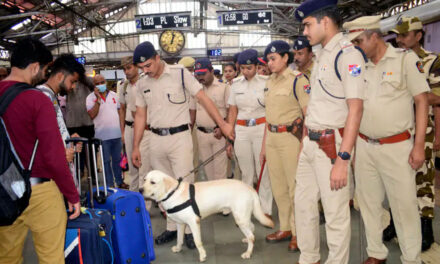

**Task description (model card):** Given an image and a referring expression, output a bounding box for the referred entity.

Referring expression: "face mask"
[96,84,107,93]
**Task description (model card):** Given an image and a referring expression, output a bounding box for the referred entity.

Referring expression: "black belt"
[151,124,189,136]
[125,120,134,127]
[197,126,217,134]
[30,177,50,187]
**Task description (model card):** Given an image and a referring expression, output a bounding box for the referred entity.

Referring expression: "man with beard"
[37,54,85,186]
[293,36,314,78]
[194,58,230,181]
[0,38,80,263]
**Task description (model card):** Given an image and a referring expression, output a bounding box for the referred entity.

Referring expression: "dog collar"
[160,177,183,202]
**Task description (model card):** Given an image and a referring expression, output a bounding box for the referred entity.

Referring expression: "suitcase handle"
[65,137,89,144]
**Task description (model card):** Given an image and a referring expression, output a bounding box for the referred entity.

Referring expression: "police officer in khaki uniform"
[194,58,229,180]
[227,49,273,218]
[132,41,234,249]
[294,1,367,263]
[118,56,151,191]
[382,17,440,250]
[260,41,309,252]
[344,15,429,264]
[293,36,314,78]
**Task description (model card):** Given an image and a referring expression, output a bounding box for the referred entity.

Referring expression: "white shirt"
[86,91,121,140]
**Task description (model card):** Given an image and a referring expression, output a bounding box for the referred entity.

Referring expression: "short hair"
[364,29,383,39]
[10,37,53,69]
[280,52,294,65]
[224,62,237,72]
[311,6,342,29]
[415,29,425,46]
[49,53,85,80]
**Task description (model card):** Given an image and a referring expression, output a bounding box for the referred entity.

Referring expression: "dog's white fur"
[141,170,274,262]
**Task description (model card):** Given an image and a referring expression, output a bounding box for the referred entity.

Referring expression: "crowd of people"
[1,0,440,263]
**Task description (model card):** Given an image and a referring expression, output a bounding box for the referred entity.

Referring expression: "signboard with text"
[135,11,191,31]
[217,9,272,26]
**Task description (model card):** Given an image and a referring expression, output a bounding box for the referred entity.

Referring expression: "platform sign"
[217,9,272,26]
[135,11,191,32]
[207,49,222,56]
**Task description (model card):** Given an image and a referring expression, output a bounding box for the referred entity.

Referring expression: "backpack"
[0,82,39,226]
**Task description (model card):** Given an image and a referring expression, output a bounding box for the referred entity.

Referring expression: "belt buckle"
[270,125,277,132]
[247,119,256,126]
[367,138,380,144]
[161,129,169,136]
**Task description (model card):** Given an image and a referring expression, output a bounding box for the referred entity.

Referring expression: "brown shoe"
[363,257,386,264]
[288,236,299,252]
[266,231,292,243]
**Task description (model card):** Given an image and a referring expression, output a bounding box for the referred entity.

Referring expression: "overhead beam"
[0,12,49,21]
[208,0,300,7]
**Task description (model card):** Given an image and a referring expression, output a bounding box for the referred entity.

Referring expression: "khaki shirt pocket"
[166,87,187,104]
[380,73,403,97]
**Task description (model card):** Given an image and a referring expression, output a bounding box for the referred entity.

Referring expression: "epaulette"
[339,39,355,53]
[233,75,245,82]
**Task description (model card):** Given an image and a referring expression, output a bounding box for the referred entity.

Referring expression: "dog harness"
[161,178,201,218]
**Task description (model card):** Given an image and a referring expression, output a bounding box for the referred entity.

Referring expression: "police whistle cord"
[178,143,229,181]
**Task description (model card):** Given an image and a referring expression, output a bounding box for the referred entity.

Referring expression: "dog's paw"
[241,238,248,243]
[199,255,207,262]
[241,252,252,259]
[171,245,182,253]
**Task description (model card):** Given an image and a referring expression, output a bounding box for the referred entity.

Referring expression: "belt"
[359,130,410,144]
[151,124,189,136]
[125,120,134,127]
[197,126,217,133]
[268,123,294,133]
[236,117,266,127]
[306,128,344,141]
[30,177,50,187]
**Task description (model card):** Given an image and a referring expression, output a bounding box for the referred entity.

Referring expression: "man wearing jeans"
[86,74,127,188]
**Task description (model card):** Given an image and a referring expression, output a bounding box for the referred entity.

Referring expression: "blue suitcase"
[65,208,114,264]
[87,138,155,264]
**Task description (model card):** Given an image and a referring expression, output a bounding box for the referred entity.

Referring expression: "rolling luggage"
[64,137,115,264]
[88,138,155,264]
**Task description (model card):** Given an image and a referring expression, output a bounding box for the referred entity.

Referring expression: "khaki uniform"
[295,33,366,264]
[136,62,201,231]
[415,48,440,219]
[302,62,314,80]
[228,74,273,215]
[118,79,151,191]
[195,78,229,181]
[355,45,428,263]
[265,68,309,228]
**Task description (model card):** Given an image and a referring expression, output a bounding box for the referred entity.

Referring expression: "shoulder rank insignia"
[416,61,425,73]
[348,64,361,77]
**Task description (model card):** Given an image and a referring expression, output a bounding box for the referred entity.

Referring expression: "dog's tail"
[252,191,274,228]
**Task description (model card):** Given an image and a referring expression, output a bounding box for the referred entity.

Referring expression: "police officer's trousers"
[355,137,421,264]
[150,130,194,233]
[125,126,151,191]
[295,132,350,264]
[266,129,299,232]
[235,124,273,215]
[196,130,228,181]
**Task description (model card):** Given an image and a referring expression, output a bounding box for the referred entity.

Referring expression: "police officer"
[294,0,367,263]
[293,36,314,78]
[194,58,229,180]
[257,57,271,76]
[344,15,429,264]
[227,49,273,219]
[384,17,440,250]
[260,41,309,252]
[178,56,196,73]
[118,56,151,191]
[132,41,234,248]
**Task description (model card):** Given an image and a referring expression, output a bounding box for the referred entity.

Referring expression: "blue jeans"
[102,138,123,187]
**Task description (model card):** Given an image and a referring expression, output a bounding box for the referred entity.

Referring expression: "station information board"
[135,11,191,31]
[217,9,272,26]
[207,49,222,56]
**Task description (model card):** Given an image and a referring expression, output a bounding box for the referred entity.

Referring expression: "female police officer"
[260,40,310,252]
[227,49,273,218]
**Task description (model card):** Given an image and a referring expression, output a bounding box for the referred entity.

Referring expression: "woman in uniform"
[260,40,309,252]
[227,49,273,218]
[223,62,237,85]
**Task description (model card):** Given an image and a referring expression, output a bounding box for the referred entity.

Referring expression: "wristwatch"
[338,151,351,160]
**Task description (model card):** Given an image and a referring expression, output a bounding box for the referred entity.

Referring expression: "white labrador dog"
[140,170,274,262]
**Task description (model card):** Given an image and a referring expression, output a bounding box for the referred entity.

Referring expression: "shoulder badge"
[349,64,362,77]
[303,84,311,94]
[416,61,425,73]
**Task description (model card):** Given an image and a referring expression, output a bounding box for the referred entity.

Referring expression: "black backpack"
[0,82,39,226]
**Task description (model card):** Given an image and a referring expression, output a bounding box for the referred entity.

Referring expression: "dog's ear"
[162,175,174,191]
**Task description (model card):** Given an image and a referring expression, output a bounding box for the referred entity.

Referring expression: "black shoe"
[383,210,396,242]
[421,217,434,252]
[155,230,177,245]
[185,233,196,249]
[227,172,234,179]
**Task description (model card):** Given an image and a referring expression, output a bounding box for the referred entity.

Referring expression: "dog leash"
[256,159,266,193]
[179,142,229,181]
